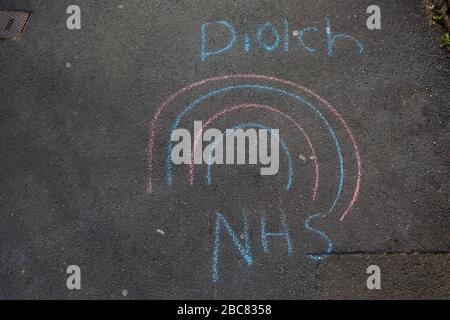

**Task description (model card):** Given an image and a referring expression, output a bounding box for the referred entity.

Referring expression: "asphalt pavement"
[0,0,449,299]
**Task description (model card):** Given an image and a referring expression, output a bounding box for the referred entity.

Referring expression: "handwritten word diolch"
[200,17,364,61]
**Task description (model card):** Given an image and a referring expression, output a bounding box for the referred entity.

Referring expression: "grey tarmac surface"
[0,0,449,299]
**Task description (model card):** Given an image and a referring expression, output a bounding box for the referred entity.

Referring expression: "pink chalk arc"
[189,103,320,201]
[146,74,362,222]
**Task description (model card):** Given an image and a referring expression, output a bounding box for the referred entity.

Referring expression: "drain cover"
[0,10,31,39]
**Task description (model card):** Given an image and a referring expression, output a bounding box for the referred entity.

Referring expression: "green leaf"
[440,33,450,49]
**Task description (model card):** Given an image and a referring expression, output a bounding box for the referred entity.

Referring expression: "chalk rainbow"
[146,74,362,221]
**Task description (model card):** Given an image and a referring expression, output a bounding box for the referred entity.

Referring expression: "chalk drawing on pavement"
[146,74,363,282]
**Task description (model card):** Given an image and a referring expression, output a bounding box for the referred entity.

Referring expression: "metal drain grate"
[0,10,31,39]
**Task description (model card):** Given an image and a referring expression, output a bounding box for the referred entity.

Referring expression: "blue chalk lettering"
[256,21,281,52]
[325,17,364,57]
[212,209,253,283]
[243,32,251,52]
[260,209,292,256]
[200,20,237,62]
[304,213,333,261]
[283,19,289,52]
[197,18,364,60]
[298,27,318,53]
